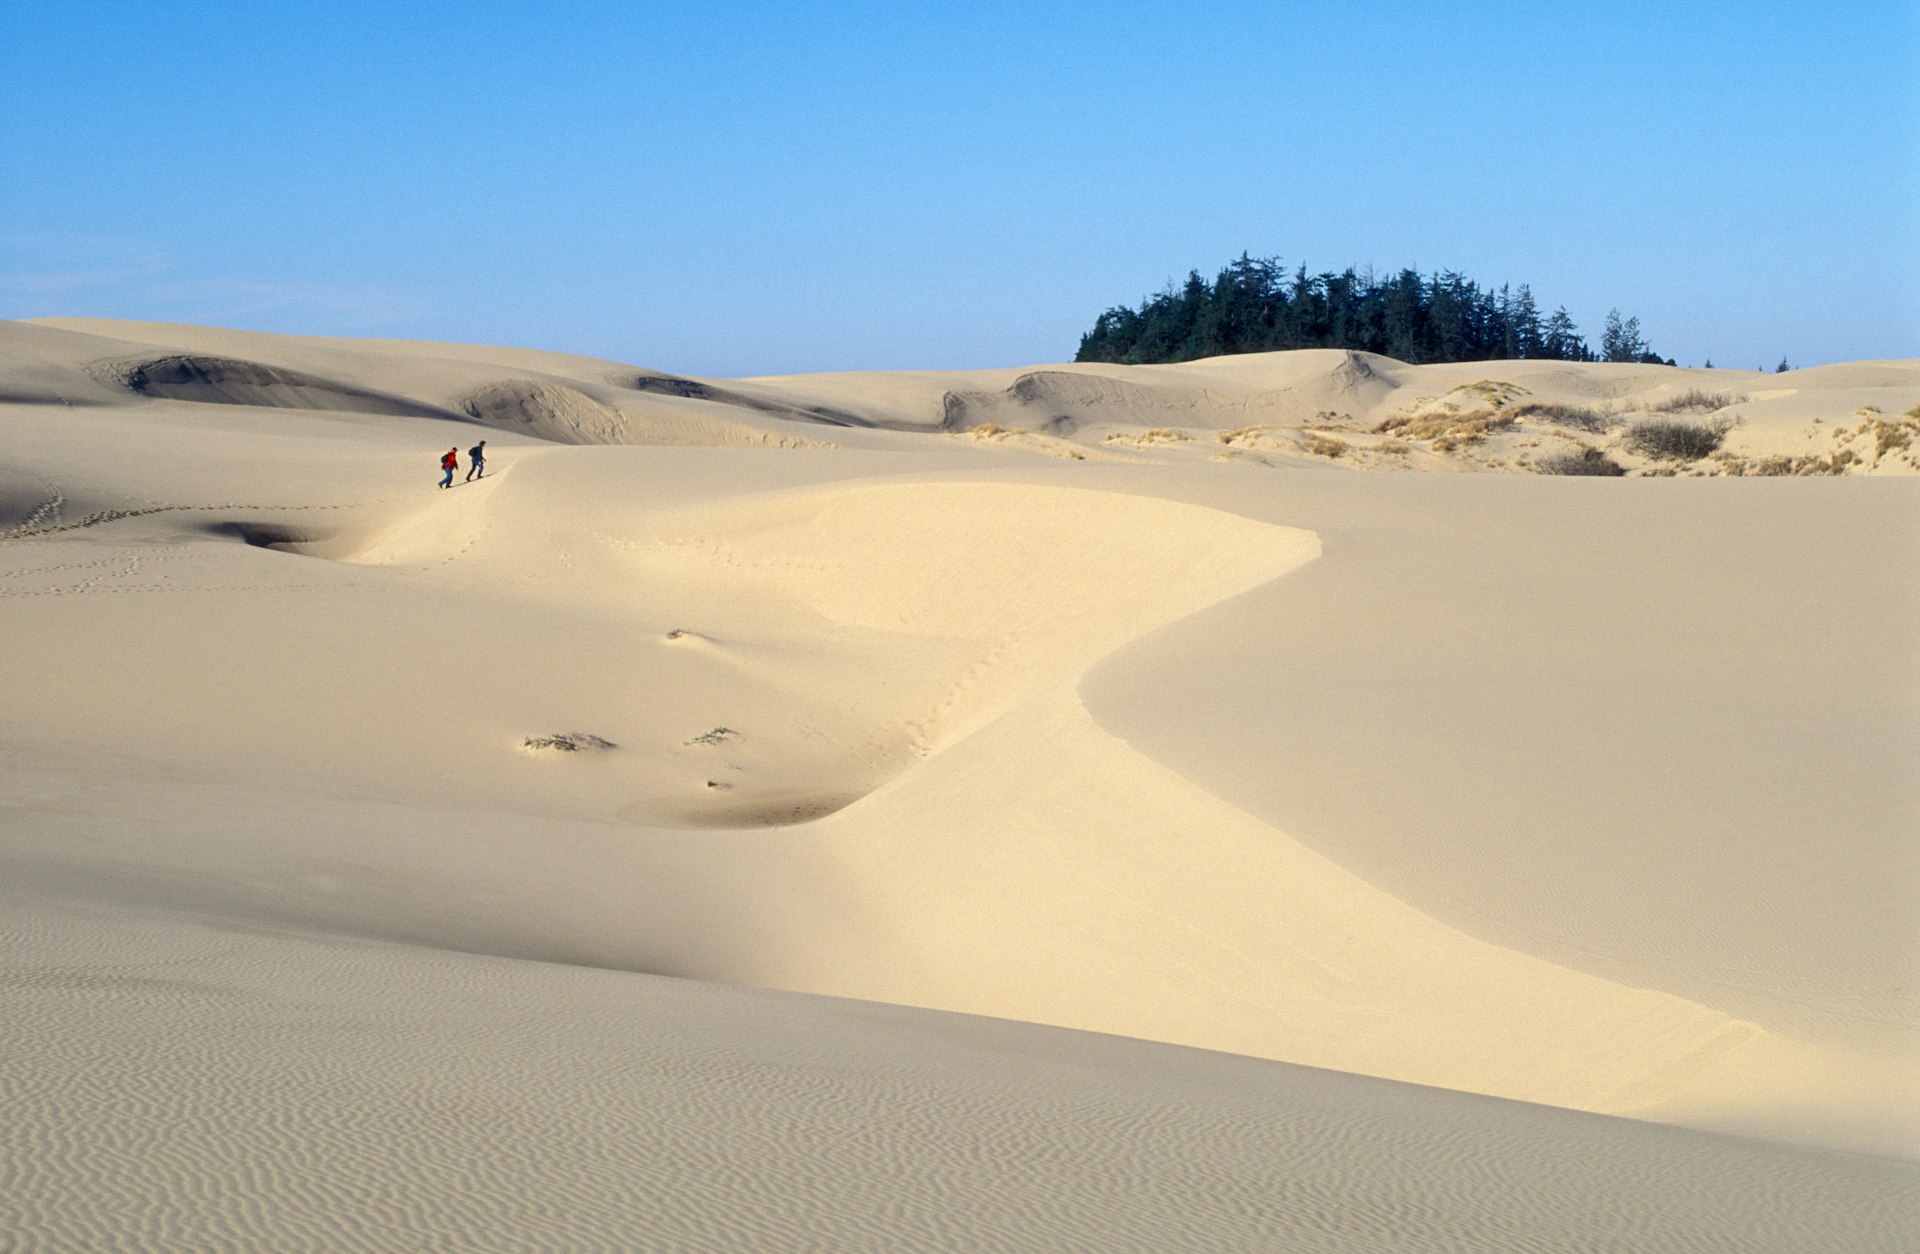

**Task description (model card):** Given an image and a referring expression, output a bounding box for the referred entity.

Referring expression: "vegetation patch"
[1448,380,1529,408]
[1649,388,1744,414]
[1374,407,1516,451]
[1507,401,1614,432]
[1623,417,1733,461]
[1534,447,1626,476]
[1712,452,1850,477]
[1217,424,1283,447]
[1075,253,1664,366]
[1859,416,1917,460]
[1106,427,1191,445]
[1302,434,1350,459]
[1873,421,1915,460]
[964,422,1087,460]
[1818,411,1920,466]
[523,733,616,753]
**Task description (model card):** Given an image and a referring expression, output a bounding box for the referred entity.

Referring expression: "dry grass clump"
[962,421,1087,460]
[1302,434,1350,459]
[1872,421,1915,459]
[1859,415,1917,459]
[1507,401,1614,432]
[1534,447,1626,476]
[1374,408,1516,451]
[1102,427,1190,448]
[1713,451,1852,476]
[523,732,616,753]
[1448,380,1530,408]
[1649,388,1745,414]
[1306,410,1359,429]
[1821,410,1919,464]
[1623,417,1734,461]
[1374,439,1410,455]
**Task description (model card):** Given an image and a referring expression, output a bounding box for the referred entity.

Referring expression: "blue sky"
[3,1,1914,375]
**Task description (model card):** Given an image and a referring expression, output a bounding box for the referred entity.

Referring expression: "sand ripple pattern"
[4,907,1914,1253]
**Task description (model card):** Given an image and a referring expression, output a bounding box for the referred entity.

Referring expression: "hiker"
[439,447,458,489]
[466,440,487,481]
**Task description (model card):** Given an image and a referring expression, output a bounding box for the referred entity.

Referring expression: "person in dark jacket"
[466,440,487,481]
[439,447,458,489]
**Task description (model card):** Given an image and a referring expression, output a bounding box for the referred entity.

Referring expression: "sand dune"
[6,901,1914,1253]
[93,352,463,420]
[3,317,1916,1248]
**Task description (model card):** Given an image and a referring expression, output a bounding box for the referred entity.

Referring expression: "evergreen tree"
[1428,273,1470,362]
[1512,285,1544,359]
[1776,357,1790,373]
[1382,268,1423,362]
[1601,309,1649,363]
[1493,285,1519,359]
[1542,307,1585,362]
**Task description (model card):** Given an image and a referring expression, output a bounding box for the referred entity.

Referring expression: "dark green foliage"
[1075,254,1663,367]
[1601,309,1647,362]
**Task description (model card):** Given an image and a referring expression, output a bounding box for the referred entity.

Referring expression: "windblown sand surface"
[3,317,1917,1250]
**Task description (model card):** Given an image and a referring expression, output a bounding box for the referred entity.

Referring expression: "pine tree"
[1543,307,1584,361]
[1512,285,1543,359]
[1382,269,1423,362]
[1600,309,1649,362]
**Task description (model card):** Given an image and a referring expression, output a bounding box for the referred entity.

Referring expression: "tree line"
[1074,254,1670,367]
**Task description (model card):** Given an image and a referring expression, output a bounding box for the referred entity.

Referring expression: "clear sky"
[3,1,1915,376]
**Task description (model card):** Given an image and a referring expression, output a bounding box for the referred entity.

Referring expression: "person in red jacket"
[439,447,458,489]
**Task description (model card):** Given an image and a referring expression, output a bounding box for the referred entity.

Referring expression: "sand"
[3,317,1917,1250]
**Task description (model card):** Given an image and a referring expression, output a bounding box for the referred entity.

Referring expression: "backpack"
[469,445,485,460]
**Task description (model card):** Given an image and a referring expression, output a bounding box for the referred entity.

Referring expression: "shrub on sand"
[1649,388,1745,414]
[1373,408,1516,449]
[1507,401,1613,432]
[1624,417,1733,461]
[1534,447,1626,476]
